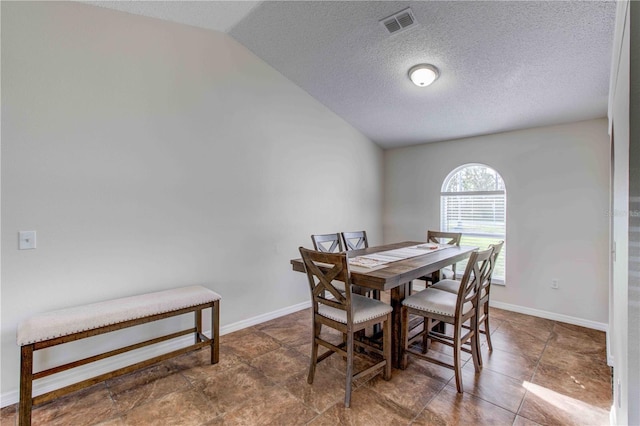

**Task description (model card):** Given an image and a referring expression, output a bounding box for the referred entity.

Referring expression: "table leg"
[390,282,410,369]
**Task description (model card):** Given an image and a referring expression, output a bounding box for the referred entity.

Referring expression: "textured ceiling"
[87,1,616,149]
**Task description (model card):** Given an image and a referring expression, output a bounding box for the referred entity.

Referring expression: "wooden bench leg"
[195,309,203,344]
[19,344,34,426]
[212,300,219,365]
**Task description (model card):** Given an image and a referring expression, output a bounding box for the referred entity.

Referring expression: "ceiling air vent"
[380,7,417,35]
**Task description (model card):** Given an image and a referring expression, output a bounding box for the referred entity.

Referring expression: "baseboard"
[0,300,310,408]
[220,300,310,335]
[606,332,614,367]
[489,300,609,332]
[610,404,617,426]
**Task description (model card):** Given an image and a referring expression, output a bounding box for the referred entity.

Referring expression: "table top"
[291,241,477,291]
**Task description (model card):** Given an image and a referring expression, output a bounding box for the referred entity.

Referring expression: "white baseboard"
[610,404,617,426]
[606,332,614,367]
[0,301,311,408]
[220,300,310,335]
[491,300,614,366]
[489,300,609,331]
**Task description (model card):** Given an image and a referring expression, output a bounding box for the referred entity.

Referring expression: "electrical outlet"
[551,279,559,289]
[19,231,36,250]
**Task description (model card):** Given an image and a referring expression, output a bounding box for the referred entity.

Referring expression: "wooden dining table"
[290,241,478,368]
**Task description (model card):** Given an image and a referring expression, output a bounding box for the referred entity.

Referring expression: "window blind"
[441,192,506,281]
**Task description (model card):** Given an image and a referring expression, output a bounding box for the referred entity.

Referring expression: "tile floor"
[1,305,611,425]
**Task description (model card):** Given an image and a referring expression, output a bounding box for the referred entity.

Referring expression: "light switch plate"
[19,231,36,250]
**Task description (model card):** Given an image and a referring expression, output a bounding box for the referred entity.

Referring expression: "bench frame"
[19,300,219,426]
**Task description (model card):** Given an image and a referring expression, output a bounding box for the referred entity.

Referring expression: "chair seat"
[441,267,455,280]
[430,279,459,294]
[329,281,375,297]
[402,288,472,317]
[332,281,346,292]
[432,279,488,299]
[319,294,392,324]
[420,267,454,283]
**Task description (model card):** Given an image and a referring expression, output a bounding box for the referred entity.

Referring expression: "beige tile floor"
[1,306,611,425]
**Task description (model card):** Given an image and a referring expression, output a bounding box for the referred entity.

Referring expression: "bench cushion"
[17,285,221,346]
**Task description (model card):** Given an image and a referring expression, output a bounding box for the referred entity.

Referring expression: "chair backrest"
[299,247,352,322]
[311,233,344,253]
[427,230,462,246]
[341,231,368,251]
[480,241,504,299]
[455,247,494,318]
[488,241,504,282]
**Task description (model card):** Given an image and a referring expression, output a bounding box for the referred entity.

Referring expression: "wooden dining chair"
[299,247,392,407]
[340,231,380,301]
[476,240,503,359]
[431,241,504,364]
[311,233,349,293]
[311,233,343,253]
[401,247,493,393]
[341,231,368,251]
[424,230,462,282]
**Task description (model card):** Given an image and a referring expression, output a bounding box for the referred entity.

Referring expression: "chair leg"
[422,318,429,353]
[307,321,321,384]
[484,305,493,352]
[422,318,436,353]
[476,323,483,368]
[475,313,483,368]
[342,332,348,359]
[453,322,463,393]
[371,290,382,335]
[400,306,409,369]
[383,315,391,380]
[344,332,354,408]
[471,314,481,373]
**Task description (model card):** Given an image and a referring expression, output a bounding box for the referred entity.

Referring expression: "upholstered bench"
[17,285,221,426]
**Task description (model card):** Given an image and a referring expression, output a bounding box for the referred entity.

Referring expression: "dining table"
[290,241,478,369]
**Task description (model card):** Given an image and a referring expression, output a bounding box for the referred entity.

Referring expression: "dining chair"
[424,230,462,282]
[299,247,392,407]
[341,231,368,251]
[340,231,380,301]
[311,233,343,253]
[312,233,377,299]
[310,233,349,293]
[431,241,504,364]
[401,247,493,393]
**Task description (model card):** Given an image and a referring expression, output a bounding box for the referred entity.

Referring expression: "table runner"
[349,243,450,268]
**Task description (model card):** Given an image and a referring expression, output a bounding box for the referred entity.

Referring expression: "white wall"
[384,119,610,326]
[0,2,383,402]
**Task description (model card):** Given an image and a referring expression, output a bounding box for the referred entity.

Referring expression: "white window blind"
[440,165,506,282]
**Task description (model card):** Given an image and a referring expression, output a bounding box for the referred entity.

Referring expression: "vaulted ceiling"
[88,1,617,149]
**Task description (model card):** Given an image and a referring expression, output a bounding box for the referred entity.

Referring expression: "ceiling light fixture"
[408,64,439,87]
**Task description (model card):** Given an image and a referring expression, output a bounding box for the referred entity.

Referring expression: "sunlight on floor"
[522,381,608,416]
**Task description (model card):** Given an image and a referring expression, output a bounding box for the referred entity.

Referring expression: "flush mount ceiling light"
[408,64,439,87]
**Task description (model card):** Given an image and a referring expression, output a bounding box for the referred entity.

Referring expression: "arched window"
[441,164,506,283]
